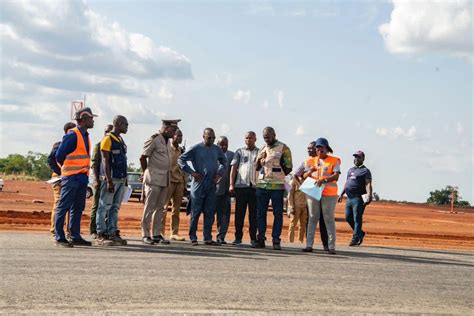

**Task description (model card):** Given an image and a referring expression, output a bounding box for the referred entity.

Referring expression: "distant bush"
[427,185,470,207]
[0,151,51,181]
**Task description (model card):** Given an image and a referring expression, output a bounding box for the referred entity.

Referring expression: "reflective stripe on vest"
[61,127,91,177]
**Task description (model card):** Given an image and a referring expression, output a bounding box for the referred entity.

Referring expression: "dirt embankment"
[1,180,473,251]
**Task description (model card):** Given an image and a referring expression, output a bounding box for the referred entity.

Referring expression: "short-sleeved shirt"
[142,133,170,187]
[169,141,185,183]
[344,165,372,198]
[256,140,292,190]
[230,147,259,188]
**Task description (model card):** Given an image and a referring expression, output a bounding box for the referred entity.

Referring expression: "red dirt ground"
[1,180,473,251]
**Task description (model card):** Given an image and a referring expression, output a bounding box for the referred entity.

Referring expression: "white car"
[0,178,4,191]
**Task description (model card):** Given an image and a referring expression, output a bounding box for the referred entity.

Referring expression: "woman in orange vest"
[303,138,341,254]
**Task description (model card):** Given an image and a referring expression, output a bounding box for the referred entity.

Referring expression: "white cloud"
[379,0,473,61]
[158,85,174,100]
[233,90,251,104]
[1,0,192,98]
[376,125,417,141]
[295,125,305,136]
[220,123,231,135]
[276,90,284,108]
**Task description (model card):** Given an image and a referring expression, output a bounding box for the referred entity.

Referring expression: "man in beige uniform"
[160,129,186,241]
[139,119,180,245]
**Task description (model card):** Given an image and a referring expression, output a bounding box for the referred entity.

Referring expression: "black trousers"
[318,211,328,249]
[234,187,257,242]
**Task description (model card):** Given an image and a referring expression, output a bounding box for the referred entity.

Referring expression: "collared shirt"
[55,127,90,185]
[216,150,234,196]
[178,143,227,198]
[169,141,185,183]
[142,133,170,187]
[230,146,259,188]
[344,165,372,198]
[256,140,292,190]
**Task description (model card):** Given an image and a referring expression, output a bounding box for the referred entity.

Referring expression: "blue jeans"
[96,181,126,236]
[189,192,217,241]
[345,196,366,241]
[256,188,284,243]
[54,178,87,241]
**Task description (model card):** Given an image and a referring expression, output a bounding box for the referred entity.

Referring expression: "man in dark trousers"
[338,150,373,246]
[214,136,234,244]
[229,131,259,247]
[54,107,97,247]
[47,122,76,238]
[89,124,113,238]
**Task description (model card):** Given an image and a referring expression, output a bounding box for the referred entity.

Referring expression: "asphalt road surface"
[1,232,473,315]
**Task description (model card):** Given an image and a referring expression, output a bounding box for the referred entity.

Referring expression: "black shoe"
[152,235,170,244]
[272,242,281,250]
[328,249,337,255]
[302,247,313,252]
[250,240,258,248]
[204,240,221,246]
[70,237,92,246]
[142,237,155,245]
[358,231,366,246]
[191,240,199,246]
[231,239,242,246]
[349,239,359,247]
[217,239,227,245]
[323,246,329,251]
[55,239,73,248]
[255,240,266,249]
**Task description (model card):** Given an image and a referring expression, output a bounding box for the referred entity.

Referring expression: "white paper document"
[299,177,325,201]
[122,185,133,203]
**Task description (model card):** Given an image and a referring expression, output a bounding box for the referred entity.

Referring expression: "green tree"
[427,186,470,207]
[26,151,51,180]
[0,154,31,174]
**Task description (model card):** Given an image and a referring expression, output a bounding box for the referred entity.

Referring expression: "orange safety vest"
[61,127,91,177]
[306,155,340,196]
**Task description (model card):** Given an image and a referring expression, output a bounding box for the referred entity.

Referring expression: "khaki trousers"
[50,182,69,235]
[160,181,184,236]
[141,183,168,238]
[288,205,308,243]
[306,196,338,250]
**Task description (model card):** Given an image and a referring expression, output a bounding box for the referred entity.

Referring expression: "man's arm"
[229,150,240,193]
[281,145,293,176]
[102,150,114,193]
[47,142,61,175]
[365,179,373,206]
[178,146,203,182]
[90,143,101,189]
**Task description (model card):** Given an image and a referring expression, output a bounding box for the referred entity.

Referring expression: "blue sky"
[1,0,472,203]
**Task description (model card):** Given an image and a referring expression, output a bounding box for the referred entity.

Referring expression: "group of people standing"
[48,107,373,255]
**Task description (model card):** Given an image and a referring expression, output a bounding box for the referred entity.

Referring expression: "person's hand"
[93,181,100,191]
[192,172,203,182]
[364,197,372,206]
[315,179,325,187]
[229,184,235,194]
[259,152,267,165]
[213,174,222,184]
[139,173,144,182]
[337,196,343,203]
[107,179,115,193]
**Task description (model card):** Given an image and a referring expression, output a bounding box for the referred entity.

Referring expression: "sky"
[0,0,472,203]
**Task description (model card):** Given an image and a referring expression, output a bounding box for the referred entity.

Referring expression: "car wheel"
[86,187,93,199]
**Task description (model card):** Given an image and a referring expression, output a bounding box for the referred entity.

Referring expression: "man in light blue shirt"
[178,128,227,245]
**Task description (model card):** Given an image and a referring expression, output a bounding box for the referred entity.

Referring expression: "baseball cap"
[353,150,365,159]
[315,137,329,148]
[75,107,98,120]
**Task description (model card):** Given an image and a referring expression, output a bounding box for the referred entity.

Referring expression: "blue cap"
[315,137,329,148]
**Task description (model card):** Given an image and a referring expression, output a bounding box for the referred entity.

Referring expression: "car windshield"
[127,173,141,182]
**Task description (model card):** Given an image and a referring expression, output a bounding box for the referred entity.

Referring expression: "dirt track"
[1,180,473,251]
